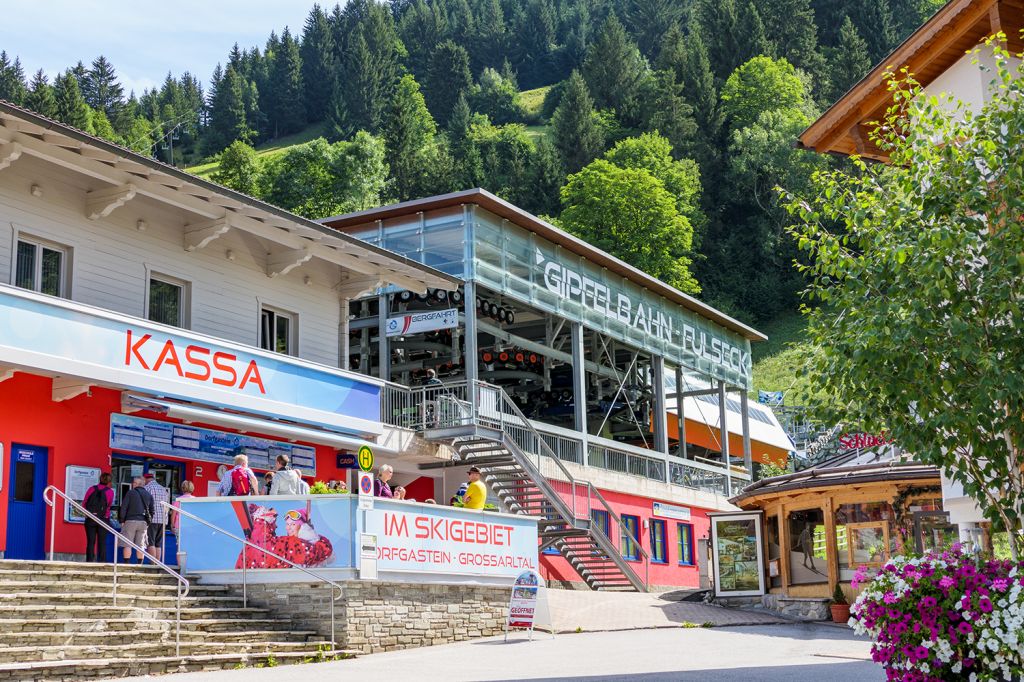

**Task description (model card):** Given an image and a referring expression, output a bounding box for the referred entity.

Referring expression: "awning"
[122,394,398,453]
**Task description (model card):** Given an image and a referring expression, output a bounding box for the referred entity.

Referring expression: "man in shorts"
[143,473,170,561]
[118,477,154,563]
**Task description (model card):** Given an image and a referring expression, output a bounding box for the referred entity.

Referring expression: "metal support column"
[675,365,687,460]
[340,298,350,370]
[463,280,478,385]
[571,322,588,466]
[719,380,731,497]
[740,389,752,475]
[652,357,669,483]
[377,294,390,381]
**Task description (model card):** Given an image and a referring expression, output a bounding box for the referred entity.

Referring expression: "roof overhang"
[0,100,459,296]
[798,0,1023,161]
[730,462,941,506]
[320,189,766,342]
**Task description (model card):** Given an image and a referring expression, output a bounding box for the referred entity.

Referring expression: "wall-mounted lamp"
[226,249,236,261]
[30,184,42,197]
[303,275,313,287]
[136,219,147,231]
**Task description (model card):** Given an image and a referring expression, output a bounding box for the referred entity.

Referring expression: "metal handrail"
[412,379,651,591]
[163,501,343,652]
[43,485,189,656]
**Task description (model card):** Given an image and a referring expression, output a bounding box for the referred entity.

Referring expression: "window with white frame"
[147,274,188,328]
[15,237,68,297]
[260,307,295,355]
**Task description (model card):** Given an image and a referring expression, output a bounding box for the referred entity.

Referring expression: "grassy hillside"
[186,122,329,179]
[519,85,550,121]
[750,311,823,406]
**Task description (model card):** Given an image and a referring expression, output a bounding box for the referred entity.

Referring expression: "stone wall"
[242,580,509,654]
[761,594,830,621]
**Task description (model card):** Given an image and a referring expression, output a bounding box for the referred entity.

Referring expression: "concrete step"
[0,628,319,648]
[0,579,229,597]
[0,639,332,664]
[0,617,305,634]
[0,592,246,609]
[0,649,340,682]
[0,559,174,577]
[0,604,270,621]
[0,567,184,586]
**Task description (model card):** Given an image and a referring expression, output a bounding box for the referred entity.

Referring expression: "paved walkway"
[126,624,879,682]
[545,588,788,632]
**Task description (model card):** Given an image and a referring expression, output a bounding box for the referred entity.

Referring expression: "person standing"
[143,473,170,561]
[262,471,275,496]
[82,473,114,562]
[169,480,195,537]
[118,477,153,563]
[374,464,394,498]
[463,467,487,510]
[269,454,302,495]
[294,468,311,495]
[217,454,260,496]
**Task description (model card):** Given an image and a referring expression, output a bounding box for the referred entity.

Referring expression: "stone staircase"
[0,559,334,680]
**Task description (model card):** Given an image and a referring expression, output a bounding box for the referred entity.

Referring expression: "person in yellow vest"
[463,467,487,510]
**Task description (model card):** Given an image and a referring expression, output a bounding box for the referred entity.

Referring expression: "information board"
[65,465,101,523]
[110,413,316,474]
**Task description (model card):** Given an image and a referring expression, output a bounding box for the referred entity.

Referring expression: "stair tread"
[0,649,340,672]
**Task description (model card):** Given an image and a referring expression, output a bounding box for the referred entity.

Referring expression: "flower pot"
[830,603,851,624]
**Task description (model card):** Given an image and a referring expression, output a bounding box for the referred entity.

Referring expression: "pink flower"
[883,591,898,604]
[939,576,956,589]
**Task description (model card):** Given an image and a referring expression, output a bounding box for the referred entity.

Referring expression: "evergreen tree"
[759,0,828,94]
[509,0,557,89]
[581,14,647,125]
[679,29,720,143]
[696,0,743,82]
[527,137,564,217]
[383,74,439,201]
[83,56,124,119]
[853,0,899,63]
[623,0,683,59]
[398,0,449,79]
[329,0,406,136]
[301,5,335,122]
[468,0,508,73]
[53,71,91,131]
[205,65,252,154]
[425,40,473,127]
[69,61,88,92]
[641,70,697,160]
[25,70,57,118]
[0,52,27,105]
[550,70,604,173]
[738,3,773,63]
[828,16,871,101]
[268,27,306,136]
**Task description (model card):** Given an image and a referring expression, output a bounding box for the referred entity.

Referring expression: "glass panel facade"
[347,208,468,285]
[469,208,752,387]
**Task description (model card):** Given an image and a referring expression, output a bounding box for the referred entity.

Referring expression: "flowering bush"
[850,546,1024,681]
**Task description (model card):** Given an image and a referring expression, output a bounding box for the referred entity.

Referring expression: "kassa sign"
[365,500,538,579]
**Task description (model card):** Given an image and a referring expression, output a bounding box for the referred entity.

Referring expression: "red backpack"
[230,467,252,496]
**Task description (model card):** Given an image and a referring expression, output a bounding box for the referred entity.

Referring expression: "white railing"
[383,379,747,497]
[163,502,343,653]
[44,486,190,656]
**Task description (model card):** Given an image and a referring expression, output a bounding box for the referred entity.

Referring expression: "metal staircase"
[410,381,649,592]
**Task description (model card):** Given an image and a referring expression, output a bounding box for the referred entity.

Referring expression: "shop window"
[148,274,189,328]
[650,519,667,563]
[591,509,610,540]
[15,237,68,297]
[621,515,640,561]
[260,307,296,355]
[787,508,827,585]
[678,523,694,566]
[835,502,896,581]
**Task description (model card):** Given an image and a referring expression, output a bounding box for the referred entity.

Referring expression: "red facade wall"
[539,486,711,589]
[0,372,339,557]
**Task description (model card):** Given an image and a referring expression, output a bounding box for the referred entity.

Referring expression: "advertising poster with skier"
[178,497,353,571]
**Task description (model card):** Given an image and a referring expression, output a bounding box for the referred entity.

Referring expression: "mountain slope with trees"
[0,0,944,330]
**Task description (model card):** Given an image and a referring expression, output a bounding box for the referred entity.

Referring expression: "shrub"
[851,546,1024,681]
[832,583,848,605]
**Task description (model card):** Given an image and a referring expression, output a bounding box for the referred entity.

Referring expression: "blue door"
[6,444,49,560]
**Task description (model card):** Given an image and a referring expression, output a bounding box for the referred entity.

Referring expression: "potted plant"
[830,583,850,624]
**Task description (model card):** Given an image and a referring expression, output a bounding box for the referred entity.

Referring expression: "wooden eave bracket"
[185,216,231,252]
[86,183,137,220]
[0,142,22,171]
[52,377,93,402]
[267,246,314,278]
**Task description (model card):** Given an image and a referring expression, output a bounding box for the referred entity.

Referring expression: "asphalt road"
[125,623,882,682]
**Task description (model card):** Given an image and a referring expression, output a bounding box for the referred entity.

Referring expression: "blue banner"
[110,414,316,474]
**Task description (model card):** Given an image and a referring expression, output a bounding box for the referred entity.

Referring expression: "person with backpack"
[82,473,114,563]
[118,477,154,563]
[217,454,259,497]
[269,454,302,495]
